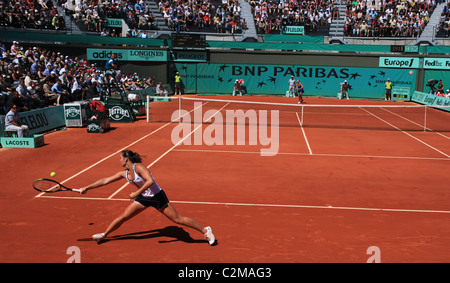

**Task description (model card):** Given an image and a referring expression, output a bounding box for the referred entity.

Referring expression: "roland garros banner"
[411,91,450,112]
[173,63,417,99]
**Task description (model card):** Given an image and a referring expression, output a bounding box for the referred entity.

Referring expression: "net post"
[146,95,150,123]
[301,104,304,126]
[178,96,181,123]
[423,105,427,132]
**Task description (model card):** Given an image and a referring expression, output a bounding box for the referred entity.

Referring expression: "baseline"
[37,195,450,215]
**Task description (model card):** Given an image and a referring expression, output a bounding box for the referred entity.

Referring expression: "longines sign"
[87,48,167,62]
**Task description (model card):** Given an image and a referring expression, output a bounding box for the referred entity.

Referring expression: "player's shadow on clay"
[78,226,214,245]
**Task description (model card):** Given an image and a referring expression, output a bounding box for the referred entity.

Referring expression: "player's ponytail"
[122,150,143,163]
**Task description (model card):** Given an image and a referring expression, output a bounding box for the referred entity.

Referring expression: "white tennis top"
[125,163,162,197]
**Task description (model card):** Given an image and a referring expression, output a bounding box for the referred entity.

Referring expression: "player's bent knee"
[172,215,184,225]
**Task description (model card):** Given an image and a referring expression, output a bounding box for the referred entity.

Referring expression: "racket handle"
[72,189,82,193]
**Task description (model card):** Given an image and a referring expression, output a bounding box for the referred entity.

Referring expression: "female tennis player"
[79,150,216,245]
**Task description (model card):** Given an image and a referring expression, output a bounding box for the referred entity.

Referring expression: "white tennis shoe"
[92,232,106,241]
[204,226,216,245]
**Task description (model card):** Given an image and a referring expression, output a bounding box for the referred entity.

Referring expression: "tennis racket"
[33,178,81,193]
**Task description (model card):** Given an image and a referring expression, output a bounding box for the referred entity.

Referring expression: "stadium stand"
[436,1,450,37]
[0,0,66,30]
[250,0,334,35]
[344,0,436,38]
[0,42,156,115]
[0,0,446,41]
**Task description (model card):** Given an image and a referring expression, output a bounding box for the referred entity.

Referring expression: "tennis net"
[145,96,450,132]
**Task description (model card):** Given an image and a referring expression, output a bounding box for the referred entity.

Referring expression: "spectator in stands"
[11,41,20,54]
[11,65,23,86]
[71,75,83,101]
[43,64,53,77]
[84,81,100,100]
[30,58,40,74]
[59,70,70,91]
[16,78,41,109]
[0,74,13,96]
[4,104,29,138]
[155,81,168,96]
[6,91,29,112]
[145,76,155,88]
[439,6,450,37]
[51,78,68,102]
[43,77,61,105]
[105,53,117,71]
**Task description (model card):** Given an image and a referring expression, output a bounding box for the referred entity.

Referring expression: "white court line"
[381,107,450,140]
[37,194,450,215]
[34,102,207,198]
[171,148,450,161]
[360,107,450,159]
[107,101,230,199]
[296,112,313,155]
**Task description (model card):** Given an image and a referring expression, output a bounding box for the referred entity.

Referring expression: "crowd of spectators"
[0,41,156,115]
[345,0,436,37]
[0,0,66,30]
[57,0,247,35]
[0,0,445,38]
[63,0,157,34]
[437,1,450,37]
[159,0,245,33]
[249,0,337,34]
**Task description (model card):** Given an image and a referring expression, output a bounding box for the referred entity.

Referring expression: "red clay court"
[1,95,450,263]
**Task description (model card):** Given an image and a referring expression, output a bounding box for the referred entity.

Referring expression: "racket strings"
[34,180,61,192]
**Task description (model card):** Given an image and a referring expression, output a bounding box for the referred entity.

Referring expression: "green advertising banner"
[282,26,304,35]
[107,18,122,27]
[173,63,417,99]
[1,106,65,137]
[392,86,410,101]
[171,63,197,94]
[423,58,450,70]
[411,91,450,112]
[87,48,167,62]
[379,57,421,69]
[22,106,65,135]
